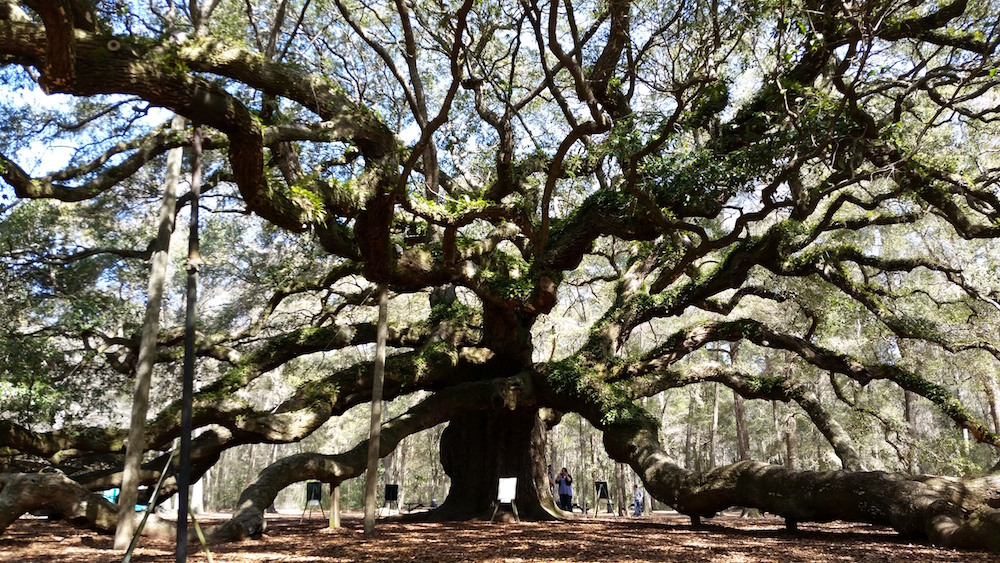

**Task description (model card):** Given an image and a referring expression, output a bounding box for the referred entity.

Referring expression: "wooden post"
[114,114,185,551]
[329,484,341,528]
[363,283,388,537]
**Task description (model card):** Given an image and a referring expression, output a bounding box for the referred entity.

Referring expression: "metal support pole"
[177,124,203,563]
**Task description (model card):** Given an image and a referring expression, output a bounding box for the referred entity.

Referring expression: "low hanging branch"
[537,362,1000,552]
[0,471,169,538]
[609,423,1000,551]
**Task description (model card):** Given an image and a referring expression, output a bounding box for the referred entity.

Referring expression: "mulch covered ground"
[2,509,995,562]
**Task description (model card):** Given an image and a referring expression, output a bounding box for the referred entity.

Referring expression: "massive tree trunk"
[428,302,555,520]
[434,407,557,520]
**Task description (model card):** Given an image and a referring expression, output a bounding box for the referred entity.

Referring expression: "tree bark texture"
[435,408,557,520]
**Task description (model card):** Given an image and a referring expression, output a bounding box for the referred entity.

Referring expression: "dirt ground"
[2,509,995,562]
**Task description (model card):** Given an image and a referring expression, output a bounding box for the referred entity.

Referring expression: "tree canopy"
[2,0,1000,551]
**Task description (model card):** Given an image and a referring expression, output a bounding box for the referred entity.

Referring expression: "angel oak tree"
[2,0,1000,552]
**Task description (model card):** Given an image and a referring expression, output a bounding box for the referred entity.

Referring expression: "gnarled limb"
[626,362,864,471]
[0,471,175,539]
[630,319,1000,450]
[601,419,1000,551]
[540,367,1000,551]
[3,323,483,471]
[0,471,117,535]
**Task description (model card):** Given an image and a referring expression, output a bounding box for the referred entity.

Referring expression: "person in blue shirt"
[555,467,573,511]
[633,485,643,516]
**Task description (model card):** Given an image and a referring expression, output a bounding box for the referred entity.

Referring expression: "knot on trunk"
[491,373,534,410]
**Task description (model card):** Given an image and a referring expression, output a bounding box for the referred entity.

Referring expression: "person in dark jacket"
[555,467,573,511]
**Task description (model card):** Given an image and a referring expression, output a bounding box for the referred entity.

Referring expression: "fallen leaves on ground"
[2,510,993,562]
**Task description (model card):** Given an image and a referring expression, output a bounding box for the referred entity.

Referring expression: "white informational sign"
[497,477,518,503]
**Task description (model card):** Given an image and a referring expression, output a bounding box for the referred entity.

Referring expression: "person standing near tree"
[633,485,643,517]
[547,464,555,496]
[555,467,574,511]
